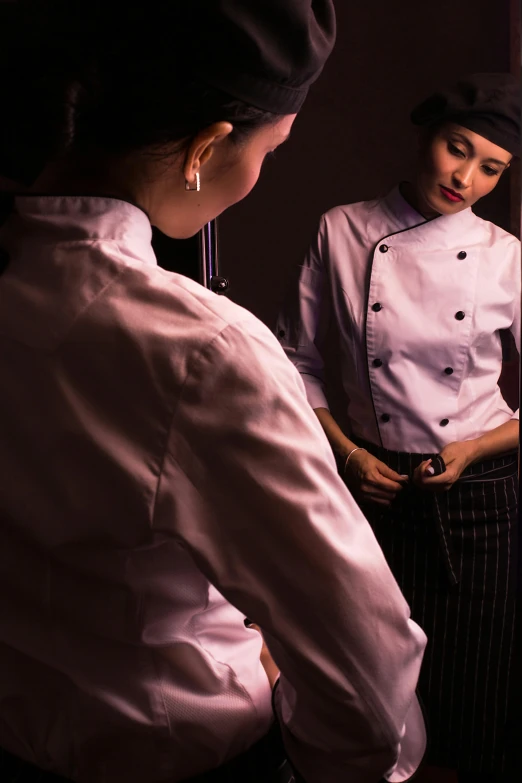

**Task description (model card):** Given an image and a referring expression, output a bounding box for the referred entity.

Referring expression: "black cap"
[411,73,520,156]
[192,1,337,114]
[3,1,336,117]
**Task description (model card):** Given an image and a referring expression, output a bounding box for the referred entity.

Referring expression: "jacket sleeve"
[276,216,332,411]
[508,239,520,420]
[157,315,427,783]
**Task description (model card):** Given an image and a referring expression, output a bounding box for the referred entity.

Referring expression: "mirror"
[218,2,520,782]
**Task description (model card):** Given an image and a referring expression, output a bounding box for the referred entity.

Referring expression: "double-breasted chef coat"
[277,186,520,454]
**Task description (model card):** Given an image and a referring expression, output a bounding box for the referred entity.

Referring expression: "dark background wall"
[219,0,516,330]
[0,0,518,408]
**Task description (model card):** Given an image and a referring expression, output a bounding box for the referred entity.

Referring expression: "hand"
[344,449,408,506]
[248,623,279,688]
[413,440,477,492]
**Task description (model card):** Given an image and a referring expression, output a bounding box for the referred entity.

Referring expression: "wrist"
[462,437,483,465]
[343,446,366,474]
[334,439,358,461]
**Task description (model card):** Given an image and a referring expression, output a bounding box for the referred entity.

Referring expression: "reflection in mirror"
[221,4,520,783]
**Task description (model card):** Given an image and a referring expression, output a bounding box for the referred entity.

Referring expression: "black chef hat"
[184,0,337,114]
[3,1,336,117]
[411,73,520,156]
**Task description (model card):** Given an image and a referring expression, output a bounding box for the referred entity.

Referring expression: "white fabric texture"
[277,186,520,453]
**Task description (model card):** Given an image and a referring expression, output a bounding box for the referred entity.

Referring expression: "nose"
[452,161,474,189]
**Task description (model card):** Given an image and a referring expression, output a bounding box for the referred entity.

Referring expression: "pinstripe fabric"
[358,445,519,776]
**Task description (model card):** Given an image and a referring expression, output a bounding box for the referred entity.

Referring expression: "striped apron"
[355,443,519,776]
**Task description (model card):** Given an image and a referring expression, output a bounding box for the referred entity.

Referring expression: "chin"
[437,200,468,215]
[151,220,205,240]
[428,191,466,216]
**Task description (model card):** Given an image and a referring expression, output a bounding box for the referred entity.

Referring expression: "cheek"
[477,176,499,198]
[427,146,453,179]
[225,160,263,205]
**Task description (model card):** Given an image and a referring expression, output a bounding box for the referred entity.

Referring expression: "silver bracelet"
[344,447,365,474]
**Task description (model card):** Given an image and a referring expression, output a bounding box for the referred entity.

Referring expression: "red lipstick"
[439,185,464,203]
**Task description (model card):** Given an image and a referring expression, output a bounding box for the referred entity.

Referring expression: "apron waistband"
[352,440,518,586]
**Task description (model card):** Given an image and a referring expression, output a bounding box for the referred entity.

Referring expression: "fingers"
[361,482,396,499]
[359,485,397,506]
[414,460,455,491]
[370,473,405,492]
[379,462,409,483]
[367,497,393,506]
[422,471,453,487]
[413,460,431,482]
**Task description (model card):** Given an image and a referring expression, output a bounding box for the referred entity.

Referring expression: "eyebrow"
[451,132,510,167]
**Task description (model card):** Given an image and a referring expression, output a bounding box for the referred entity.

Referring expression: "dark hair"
[0,2,279,185]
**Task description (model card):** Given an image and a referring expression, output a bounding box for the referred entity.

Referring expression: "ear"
[183,122,233,185]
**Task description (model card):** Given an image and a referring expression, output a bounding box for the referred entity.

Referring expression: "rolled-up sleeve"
[156,315,427,783]
[508,239,520,420]
[276,217,331,411]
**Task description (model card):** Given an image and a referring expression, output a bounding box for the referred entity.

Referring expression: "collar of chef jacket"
[381,185,485,248]
[0,196,157,351]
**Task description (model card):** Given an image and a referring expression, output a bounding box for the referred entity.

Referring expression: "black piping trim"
[364,218,430,447]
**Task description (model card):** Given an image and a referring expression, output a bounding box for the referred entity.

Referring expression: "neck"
[399,181,440,220]
[31,151,141,203]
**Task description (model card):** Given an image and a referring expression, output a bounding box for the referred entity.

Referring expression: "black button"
[440,418,449,427]
[381,413,391,423]
[372,302,382,312]
[379,244,389,253]
[278,330,285,338]
[457,251,467,260]
[444,367,454,375]
[373,358,383,368]
[455,311,465,320]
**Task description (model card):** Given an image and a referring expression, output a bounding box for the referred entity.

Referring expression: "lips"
[439,185,464,203]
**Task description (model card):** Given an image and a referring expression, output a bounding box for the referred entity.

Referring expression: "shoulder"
[316,197,390,253]
[109,262,288,379]
[305,198,387,269]
[122,262,275,343]
[472,213,520,255]
[321,197,382,233]
[133,272,309,421]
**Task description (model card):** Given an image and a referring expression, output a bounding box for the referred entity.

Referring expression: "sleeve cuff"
[299,373,329,411]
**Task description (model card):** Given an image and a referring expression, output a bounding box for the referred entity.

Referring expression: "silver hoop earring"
[185,172,201,192]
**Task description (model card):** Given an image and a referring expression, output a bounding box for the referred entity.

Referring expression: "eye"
[482,165,500,177]
[448,141,466,158]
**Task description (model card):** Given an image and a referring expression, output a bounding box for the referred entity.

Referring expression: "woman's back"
[0,196,275,780]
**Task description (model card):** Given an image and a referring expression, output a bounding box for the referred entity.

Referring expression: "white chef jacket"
[277,186,520,453]
[0,196,426,783]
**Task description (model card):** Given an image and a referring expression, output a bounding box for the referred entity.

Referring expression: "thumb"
[419,459,433,476]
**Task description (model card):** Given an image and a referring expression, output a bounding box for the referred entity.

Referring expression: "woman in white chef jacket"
[277,73,520,783]
[0,2,428,783]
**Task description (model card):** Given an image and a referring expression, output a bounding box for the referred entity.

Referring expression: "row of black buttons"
[372,359,454,376]
[378,244,467,261]
[372,302,466,321]
[380,413,450,427]
[370,289,459,428]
